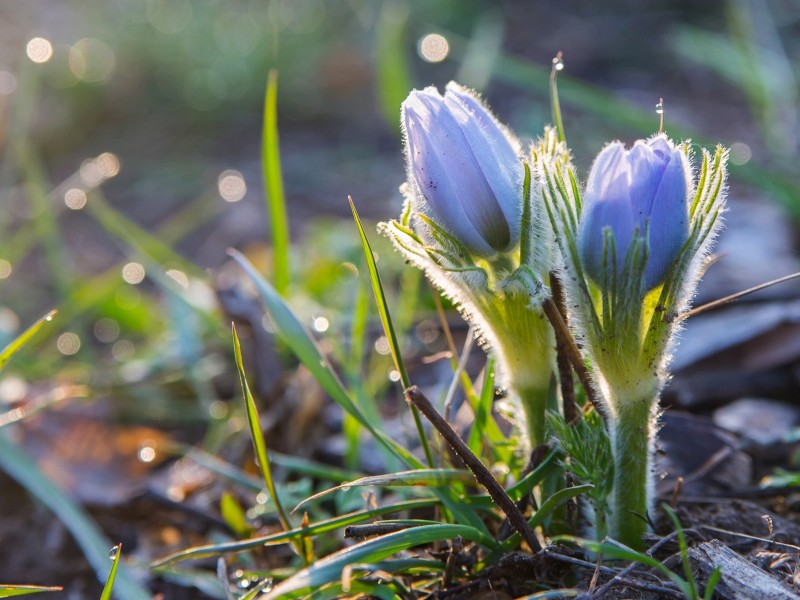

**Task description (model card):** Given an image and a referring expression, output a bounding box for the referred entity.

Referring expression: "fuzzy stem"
[609,392,655,550]
[515,382,549,449]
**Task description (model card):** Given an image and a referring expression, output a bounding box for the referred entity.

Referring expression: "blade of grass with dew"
[152,498,442,566]
[229,249,488,533]
[261,523,497,600]
[0,434,150,600]
[294,468,475,512]
[0,586,62,597]
[0,310,56,371]
[99,544,121,600]
[375,0,412,135]
[232,324,305,560]
[262,69,290,295]
[350,198,434,467]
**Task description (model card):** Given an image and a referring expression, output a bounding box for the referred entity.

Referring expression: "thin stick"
[404,385,541,552]
[541,297,605,421]
[678,271,800,322]
[551,274,578,423]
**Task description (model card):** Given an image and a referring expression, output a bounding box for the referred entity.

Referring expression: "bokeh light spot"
[68,38,116,84]
[64,188,87,210]
[312,316,329,332]
[730,142,752,166]
[0,260,12,280]
[0,71,17,95]
[94,318,120,343]
[218,170,246,202]
[26,37,53,63]
[166,269,189,288]
[57,332,81,356]
[374,336,391,355]
[418,33,449,63]
[112,339,135,361]
[122,262,146,284]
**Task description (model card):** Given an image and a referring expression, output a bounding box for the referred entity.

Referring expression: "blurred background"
[2,0,800,595]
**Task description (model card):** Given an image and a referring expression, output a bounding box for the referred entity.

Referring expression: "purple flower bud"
[402,82,524,257]
[578,135,690,290]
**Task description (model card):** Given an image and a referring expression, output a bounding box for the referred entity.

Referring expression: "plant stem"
[609,394,655,550]
[515,382,549,449]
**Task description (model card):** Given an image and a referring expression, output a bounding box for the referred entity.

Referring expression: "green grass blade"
[294,468,475,511]
[704,567,722,600]
[229,249,489,534]
[0,434,150,600]
[350,198,435,467]
[0,310,56,371]
[0,586,62,597]
[232,325,300,555]
[99,544,121,600]
[261,524,495,599]
[228,249,416,466]
[261,69,291,295]
[152,498,442,566]
[467,359,497,456]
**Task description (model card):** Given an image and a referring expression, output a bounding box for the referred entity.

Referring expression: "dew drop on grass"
[108,544,120,559]
[237,578,252,590]
[655,101,664,115]
[552,52,564,71]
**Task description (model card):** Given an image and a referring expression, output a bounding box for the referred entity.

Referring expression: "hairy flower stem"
[609,392,656,550]
[481,292,555,449]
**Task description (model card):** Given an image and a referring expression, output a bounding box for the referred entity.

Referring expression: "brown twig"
[404,385,541,552]
[550,274,578,423]
[344,522,413,538]
[678,270,800,322]
[541,296,605,422]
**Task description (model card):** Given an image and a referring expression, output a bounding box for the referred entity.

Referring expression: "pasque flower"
[578,135,690,290]
[402,82,524,257]
[541,131,728,549]
[383,86,561,451]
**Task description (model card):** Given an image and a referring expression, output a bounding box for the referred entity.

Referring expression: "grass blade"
[0,434,150,600]
[228,249,414,465]
[294,468,475,511]
[261,69,291,295]
[152,498,442,567]
[0,310,56,371]
[228,249,489,534]
[0,586,62,597]
[350,198,434,467]
[262,524,496,599]
[99,544,121,600]
[231,324,301,557]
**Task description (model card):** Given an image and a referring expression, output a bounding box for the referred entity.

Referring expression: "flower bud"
[402,82,524,257]
[578,135,690,290]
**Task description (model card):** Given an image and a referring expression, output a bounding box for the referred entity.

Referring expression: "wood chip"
[689,539,800,600]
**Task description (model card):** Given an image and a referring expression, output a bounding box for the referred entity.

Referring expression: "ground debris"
[689,539,800,600]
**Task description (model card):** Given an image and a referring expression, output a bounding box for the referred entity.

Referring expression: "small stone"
[713,397,800,446]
